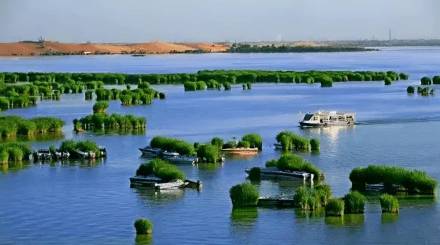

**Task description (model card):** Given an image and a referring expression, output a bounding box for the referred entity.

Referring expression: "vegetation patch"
[293,185,332,210]
[276,131,319,152]
[136,159,186,182]
[344,191,366,214]
[0,142,32,163]
[229,182,259,208]
[266,153,322,180]
[59,140,105,159]
[73,102,146,133]
[150,136,195,156]
[0,115,64,139]
[379,194,399,213]
[325,198,344,217]
[349,165,437,194]
[134,218,153,235]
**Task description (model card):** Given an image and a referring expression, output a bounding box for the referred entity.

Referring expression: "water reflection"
[196,162,224,171]
[134,234,153,245]
[0,161,31,174]
[381,213,399,224]
[230,208,258,235]
[133,187,185,204]
[302,126,354,145]
[0,159,106,175]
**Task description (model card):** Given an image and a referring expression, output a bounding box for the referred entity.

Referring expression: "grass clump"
[241,133,263,150]
[421,76,432,85]
[310,138,320,152]
[344,191,366,214]
[407,86,415,94]
[197,144,221,163]
[293,185,332,210]
[150,136,195,156]
[134,218,153,235]
[0,115,64,139]
[229,183,259,208]
[92,101,109,113]
[325,198,344,216]
[136,159,186,182]
[276,131,314,152]
[266,153,322,180]
[379,194,399,213]
[0,142,32,163]
[349,165,437,195]
[248,167,261,181]
[59,140,104,158]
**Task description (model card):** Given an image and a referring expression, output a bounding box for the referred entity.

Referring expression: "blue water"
[1,47,440,244]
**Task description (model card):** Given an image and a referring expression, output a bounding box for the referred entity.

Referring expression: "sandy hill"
[0,41,229,56]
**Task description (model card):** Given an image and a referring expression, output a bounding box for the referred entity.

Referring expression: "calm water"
[1,48,440,244]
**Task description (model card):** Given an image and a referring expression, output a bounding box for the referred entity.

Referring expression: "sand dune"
[0,41,229,56]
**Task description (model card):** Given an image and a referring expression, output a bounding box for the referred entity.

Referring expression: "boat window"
[303,114,313,121]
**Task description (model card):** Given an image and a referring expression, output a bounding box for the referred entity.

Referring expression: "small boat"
[129,176,185,190]
[139,146,162,158]
[162,151,198,164]
[54,151,70,160]
[221,147,259,156]
[274,143,283,150]
[299,111,355,127]
[245,167,315,181]
[33,149,52,160]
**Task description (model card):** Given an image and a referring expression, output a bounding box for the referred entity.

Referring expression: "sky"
[0,0,439,43]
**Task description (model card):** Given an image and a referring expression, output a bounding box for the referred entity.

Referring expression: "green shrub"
[265,159,277,167]
[93,101,109,113]
[134,218,153,235]
[399,73,409,80]
[237,140,250,148]
[310,139,320,152]
[272,153,322,180]
[197,144,221,163]
[379,194,399,213]
[241,133,262,150]
[349,165,437,194]
[59,140,103,158]
[276,131,311,152]
[248,167,261,181]
[150,136,195,156]
[320,76,333,87]
[325,198,344,216]
[136,159,185,181]
[384,77,392,86]
[433,76,440,85]
[293,185,330,210]
[0,150,8,164]
[407,86,415,94]
[421,77,432,85]
[229,183,259,208]
[344,191,366,214]
[85,90,93,100]
[210,137,224,149]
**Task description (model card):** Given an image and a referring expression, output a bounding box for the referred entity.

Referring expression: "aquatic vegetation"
[84,90,93,100]
[229,182,259,208]
[136,159,186,181]
[242,82,252,90]
[325,198,344,217]
[384,77,392,85]
[407,86,415,94]
[266,153,322,180]
[276,131,318,152]
[184,81,207,91]
[247,167,261,181]
[92,101,109,113]
[379,194,399,213]
[210,137,224,149]
[319,76,333,87]
[150,136,195,156]
[293,185,332,210]
[349,165,437,194]
[421,77,432,85]
[59,140,104,158]
[344,191,366,214]
[433,76,440,84]
[134,218,153,235]
[197,144,221,163]
[241,133,262,150]
[228,43,376,53]
[310,139,320,152]
[0,142,32,163]
[74,103,146,133]
[416,86,434,96]
[0,115,64,139]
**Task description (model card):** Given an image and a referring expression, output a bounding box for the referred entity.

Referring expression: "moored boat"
[221,147,259,156]
[299,111,355,127]
[162,151,198,164]
[138,146,162,158]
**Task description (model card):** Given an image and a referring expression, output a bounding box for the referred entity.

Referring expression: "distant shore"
[1,39,439,57]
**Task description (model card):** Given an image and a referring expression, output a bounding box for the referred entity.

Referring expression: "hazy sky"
[1,0,439,42]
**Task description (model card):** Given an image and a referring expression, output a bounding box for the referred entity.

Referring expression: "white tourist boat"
[299,111,355,127]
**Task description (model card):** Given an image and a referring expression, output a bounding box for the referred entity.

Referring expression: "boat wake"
[357,115,440,126]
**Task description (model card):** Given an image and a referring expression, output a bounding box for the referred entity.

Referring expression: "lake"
[1,47,440,244]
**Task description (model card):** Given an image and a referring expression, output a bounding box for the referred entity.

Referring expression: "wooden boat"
[246,167,315,181]
[221,147,259,156]
[129,176,185,190]
[138,146,162,158]
[300,111,355,127]
[161,151,198,164]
